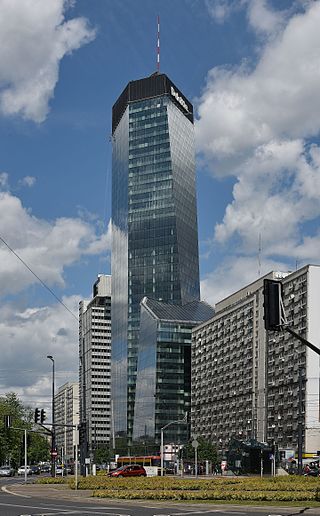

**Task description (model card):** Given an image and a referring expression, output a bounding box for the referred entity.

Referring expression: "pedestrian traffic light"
[40,409,46,423]
[34,408,40,424]
[263,279,283,331]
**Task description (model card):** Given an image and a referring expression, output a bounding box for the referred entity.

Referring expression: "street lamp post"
[47,355,56,477]
[160,414,188,476]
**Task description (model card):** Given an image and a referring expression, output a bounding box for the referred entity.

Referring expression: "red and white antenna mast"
[156,15,160,73]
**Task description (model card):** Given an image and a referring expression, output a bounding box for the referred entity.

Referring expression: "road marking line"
[1,485,31,498]
[24,513,131,516]
[154,512,246,516]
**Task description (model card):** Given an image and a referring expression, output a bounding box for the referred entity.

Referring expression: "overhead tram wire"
[0,235,78,322]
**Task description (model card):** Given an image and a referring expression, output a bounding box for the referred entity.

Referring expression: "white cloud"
[198,2,320,304]
[206,0,289,35]
[205,0,243,23]
[0,0,96,122]
[209,137,320,278]
[0,172,9,189]
[214,139,319,248]
[0,295,79,413]
[246,0,286,36]
[86,220,112,255]
[200,255,289,306]
[196,2,320,164]
[19,176,36,188]
[0,190,111,295]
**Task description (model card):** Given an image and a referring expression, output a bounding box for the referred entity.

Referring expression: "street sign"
[192,439,199,449]
[50,450,58,457]
[191,433,198,440]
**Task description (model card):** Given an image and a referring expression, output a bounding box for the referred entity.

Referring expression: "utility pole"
[24,429,27,484]
[298,367,303,475]
[47,355,56,477]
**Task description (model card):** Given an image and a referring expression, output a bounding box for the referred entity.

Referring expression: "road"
[0,478,319,516]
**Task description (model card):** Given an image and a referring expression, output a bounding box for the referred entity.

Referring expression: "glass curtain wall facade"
[133,297,214,449]
[111,74,200,441]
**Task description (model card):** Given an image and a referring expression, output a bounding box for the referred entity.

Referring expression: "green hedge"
[93,489,317,502]
[73,475,319,491]
[68,475,320,501]
[37,477,67,485]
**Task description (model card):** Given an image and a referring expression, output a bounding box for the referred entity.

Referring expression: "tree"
[28,431,50,464]
[180,436,217,464]
[0,393,26,467]
[94,444,111,465]
[0,392,50,467]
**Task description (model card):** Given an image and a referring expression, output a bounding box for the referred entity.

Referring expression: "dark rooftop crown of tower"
[112,73,194,133]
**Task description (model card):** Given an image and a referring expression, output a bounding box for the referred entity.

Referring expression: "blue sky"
[0,0,319,410]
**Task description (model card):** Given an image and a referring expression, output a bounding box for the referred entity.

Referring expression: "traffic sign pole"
[191,438,199,477]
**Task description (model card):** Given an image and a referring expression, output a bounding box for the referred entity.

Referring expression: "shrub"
[71,474,320,502]
[37,477,66,485]
[92,488,317,502]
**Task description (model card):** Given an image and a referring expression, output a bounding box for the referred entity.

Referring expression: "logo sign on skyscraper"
[170,86,189,112]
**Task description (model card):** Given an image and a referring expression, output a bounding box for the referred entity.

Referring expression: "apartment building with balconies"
[79,274,111,461]
[54,381,79,462]
[192,265,320,457]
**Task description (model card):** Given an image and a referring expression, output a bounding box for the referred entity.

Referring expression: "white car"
[55,465,66,475]
[0,466,15,477]
[17,465,32,475]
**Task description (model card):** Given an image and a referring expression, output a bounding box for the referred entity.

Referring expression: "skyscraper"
[111,73,200,441]
[79,274,112,466]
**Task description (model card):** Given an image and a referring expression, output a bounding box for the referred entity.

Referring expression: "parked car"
[55,465,66,475]
[31,465,41,475]
[107,464,146,478]
[303,462,320,476]
[0,466,15,477]
[17,465,32,475]
[40,464,51,473]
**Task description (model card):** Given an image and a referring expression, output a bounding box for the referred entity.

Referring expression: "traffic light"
[263,279,283,331]
[79,422,87,445]
[34,408,40,424]
[40,409,46,424]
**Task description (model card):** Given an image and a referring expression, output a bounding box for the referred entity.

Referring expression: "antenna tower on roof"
[156,15,160,73]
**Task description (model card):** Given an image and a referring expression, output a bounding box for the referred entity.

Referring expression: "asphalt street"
[1,479,320,516]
